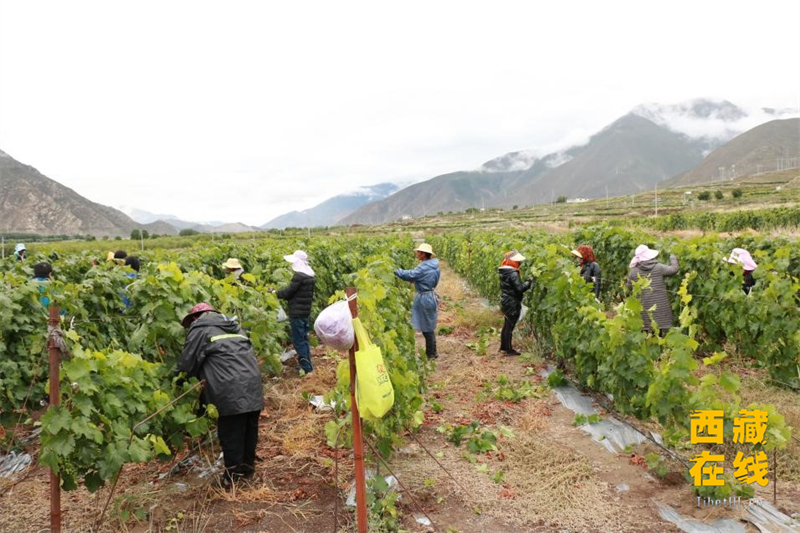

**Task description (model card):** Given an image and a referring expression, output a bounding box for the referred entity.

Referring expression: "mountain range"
[340,100,799,224]
[2,99,797,236]
[0,151,260,237]
[0,149,177,237]
[666,117,800,186]
[118,206,259,234]
[260,183,400,229]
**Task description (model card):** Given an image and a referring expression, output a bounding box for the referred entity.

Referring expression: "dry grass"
[452,307,503,332]
[499,434,626,531]
[516,400,553,432]
[395,432,632,533]
[0,472,121,533]
[736,375,800,484]
[261,361,338,462]
[0,348,343,533]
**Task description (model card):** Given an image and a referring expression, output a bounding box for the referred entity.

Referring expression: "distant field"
[376,169,800,233]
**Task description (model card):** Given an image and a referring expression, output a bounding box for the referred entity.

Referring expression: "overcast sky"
[1,0,799,226]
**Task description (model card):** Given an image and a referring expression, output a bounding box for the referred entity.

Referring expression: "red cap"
[181,302,217,328]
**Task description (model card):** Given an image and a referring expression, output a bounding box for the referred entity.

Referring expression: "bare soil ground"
[1,262,798,533]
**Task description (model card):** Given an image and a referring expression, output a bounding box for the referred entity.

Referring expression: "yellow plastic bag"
[352,317,395,420]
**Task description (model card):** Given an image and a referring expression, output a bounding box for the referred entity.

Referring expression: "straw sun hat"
[414,243,435,256]
[223,258,243,270]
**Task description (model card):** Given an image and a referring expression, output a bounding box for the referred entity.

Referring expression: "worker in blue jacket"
[394,243,441,360]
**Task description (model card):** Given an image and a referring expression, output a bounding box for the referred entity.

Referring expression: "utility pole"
[605,185,609,208]
[654,184,658,217]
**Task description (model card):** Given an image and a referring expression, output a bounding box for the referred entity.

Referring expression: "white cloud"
[1,0,799,225]
[545,152,574,169]
[632,99,800,141]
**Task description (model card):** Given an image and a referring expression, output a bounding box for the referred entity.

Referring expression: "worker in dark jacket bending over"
[572,245,602,299]
[274,251,316,374]
[177,303,264,488]
[498,250,533,356]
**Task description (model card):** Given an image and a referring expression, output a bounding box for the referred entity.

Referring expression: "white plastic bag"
[519,304,529,323]
[277,306,288,323]
[314,300,354,352]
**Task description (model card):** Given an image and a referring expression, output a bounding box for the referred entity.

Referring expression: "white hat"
[506,250,526,261]
[283,250,309,263]
[414,243,435,256]
[570,249,583,259]
[223,258,243,270]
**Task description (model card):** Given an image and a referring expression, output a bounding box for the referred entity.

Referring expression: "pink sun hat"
[629,244,659,268]
[726,248,758,271]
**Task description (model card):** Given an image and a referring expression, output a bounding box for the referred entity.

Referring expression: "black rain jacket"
[177,312,264,416]
[580,261,602,298]
[499,267,532,319]
[276,272,316,318]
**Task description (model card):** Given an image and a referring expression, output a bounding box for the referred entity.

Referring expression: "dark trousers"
[290,317,313,373]
[500,311,520,352]
[217,410,260,479]
[422,331,437,359]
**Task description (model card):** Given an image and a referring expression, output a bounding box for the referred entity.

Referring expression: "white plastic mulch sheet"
[309,395,336,412]
[743,501,800,532]
[0,451,32,480]
[657,502,800,533]
[346,468,400,507]
[0,427,41,480]
[656,502,747,533]
[280,349,297,363]
[545,368,652,454]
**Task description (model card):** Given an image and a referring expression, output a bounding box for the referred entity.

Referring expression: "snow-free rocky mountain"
[119,206,260,234]
[340,99,799,225]
[0,149,177,237]
[666,118,800,186]
[261,183,400,229]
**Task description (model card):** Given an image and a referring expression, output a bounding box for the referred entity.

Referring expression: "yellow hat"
[223,258,243,270]
[414,243,435,256]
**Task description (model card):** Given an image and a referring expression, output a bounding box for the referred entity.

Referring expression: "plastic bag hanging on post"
[314,300,354,352]
[352,317,394,420]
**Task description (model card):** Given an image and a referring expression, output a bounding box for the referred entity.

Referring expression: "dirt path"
[2,262,797,533]
[380,263,684,533]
